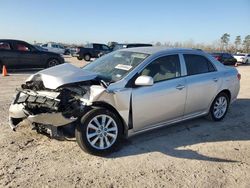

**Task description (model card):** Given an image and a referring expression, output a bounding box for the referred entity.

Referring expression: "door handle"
[213,78,218,82]
[176,85,185,90]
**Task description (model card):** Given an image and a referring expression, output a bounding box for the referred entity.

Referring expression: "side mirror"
[135,75,154,86]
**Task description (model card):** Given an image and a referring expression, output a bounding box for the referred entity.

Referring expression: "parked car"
[211,52,237,65]
[0,39,64,70]
[69,47,79,57]
[77,43,112,61]
[233,53,246,63]
[243,54,250,64]
[112,43,153,51]
[9,48,240,155]
[41,42,65,55]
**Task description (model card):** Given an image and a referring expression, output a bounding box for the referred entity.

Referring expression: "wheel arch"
[91,101,128,137]
[218,89,231,102]
[206,89,232,115]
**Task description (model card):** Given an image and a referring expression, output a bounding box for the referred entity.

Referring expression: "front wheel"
[75,108,123,155]
[207,92,229,121]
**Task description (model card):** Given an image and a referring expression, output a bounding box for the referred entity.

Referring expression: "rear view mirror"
[135,75,154,86]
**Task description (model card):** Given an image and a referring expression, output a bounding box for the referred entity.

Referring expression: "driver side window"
[141,55,181,83]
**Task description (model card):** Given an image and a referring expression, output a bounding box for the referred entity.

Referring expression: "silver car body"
[9,48,240,136]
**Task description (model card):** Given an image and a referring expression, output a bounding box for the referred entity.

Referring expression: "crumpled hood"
[27,63,98,89]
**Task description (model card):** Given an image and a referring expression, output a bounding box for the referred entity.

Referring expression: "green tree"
[220,33,230,51]
[243,35,250,53]
[234,36,241,51]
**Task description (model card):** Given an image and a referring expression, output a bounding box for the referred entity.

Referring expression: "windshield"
[82,51,149,82]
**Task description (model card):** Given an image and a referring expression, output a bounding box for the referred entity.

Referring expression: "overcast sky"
[1,0,249,44]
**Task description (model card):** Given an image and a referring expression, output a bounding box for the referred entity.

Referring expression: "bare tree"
[234,36,241,52]
[220,33,230,51]
[155,42,162,46]
[243,35,250,53]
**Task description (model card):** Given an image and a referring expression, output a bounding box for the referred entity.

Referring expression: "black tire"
[83,54,91,61]
[77,56,83,60]
[206,92,229,121]
[75,108,123,155]
[47,58,60,68]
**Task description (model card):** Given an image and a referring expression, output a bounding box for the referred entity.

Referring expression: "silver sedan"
[9,47,240,155]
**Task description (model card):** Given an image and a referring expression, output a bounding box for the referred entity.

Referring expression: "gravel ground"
[0,58,250,188]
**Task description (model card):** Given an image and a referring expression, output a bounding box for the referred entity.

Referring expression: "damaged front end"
[9,63,131,139]
[9,80,94,138]
[9,66,105,138]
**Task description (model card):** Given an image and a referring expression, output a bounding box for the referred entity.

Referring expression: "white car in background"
[233,53,246,63]
[41,43,65,54]
[243,54,250,64]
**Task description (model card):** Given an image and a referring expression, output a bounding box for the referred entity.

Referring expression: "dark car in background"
[211,52,237,65]
[77,43,111,61]
[112,43,153,51]
[0,39,64,70]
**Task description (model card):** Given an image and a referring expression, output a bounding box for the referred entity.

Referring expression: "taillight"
[76,48,80,53]
[237,73,241,80]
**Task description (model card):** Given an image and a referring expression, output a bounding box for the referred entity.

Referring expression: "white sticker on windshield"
[115,64,132,71]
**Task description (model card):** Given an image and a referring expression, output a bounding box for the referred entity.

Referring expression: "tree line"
[154,34,250,53]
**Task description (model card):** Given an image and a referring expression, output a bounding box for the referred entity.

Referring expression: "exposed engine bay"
[10,79,102,138]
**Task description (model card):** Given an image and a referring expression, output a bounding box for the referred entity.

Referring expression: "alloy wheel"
[86,115,118,150]
[213,96,228,119]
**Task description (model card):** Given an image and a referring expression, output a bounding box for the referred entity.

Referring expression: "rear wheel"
[207,92,229,121]
[47,59,60,68]
[75,108,123,155]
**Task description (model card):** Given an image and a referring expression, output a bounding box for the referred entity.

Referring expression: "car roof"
[119,47,203,55]
[0,39,28,43]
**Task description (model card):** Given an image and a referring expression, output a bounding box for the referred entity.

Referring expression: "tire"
[207,92,229,121]
[83,54,91,61]
[75,108,123,155]
[77,56,83,60]
[47,58,60,68]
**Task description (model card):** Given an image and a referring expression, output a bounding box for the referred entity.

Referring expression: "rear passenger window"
[184,54,216,75]
[0,42,11,50]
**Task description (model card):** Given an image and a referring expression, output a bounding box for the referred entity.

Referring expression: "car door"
[0,41,20,69]
[101,45,111,53]
[182,54,220,117]
[132,54,187,131]
[93,44,102,57]
[14,41,43,68]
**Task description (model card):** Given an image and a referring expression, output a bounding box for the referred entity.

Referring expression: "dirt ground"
[0,57,250,188]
